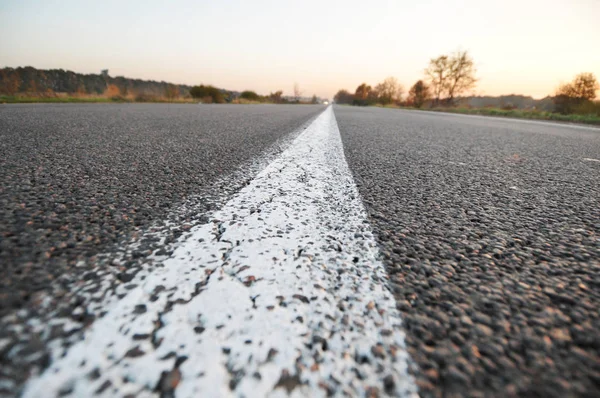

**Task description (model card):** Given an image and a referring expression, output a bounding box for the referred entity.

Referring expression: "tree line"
[334,50,476,108]
[0,66,323,104]
[334,50,599,115]
[0,66,191,100]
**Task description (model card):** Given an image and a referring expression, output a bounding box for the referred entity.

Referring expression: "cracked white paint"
[23,106,417,397]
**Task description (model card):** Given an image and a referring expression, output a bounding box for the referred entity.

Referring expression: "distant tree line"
[0,66,192,100]
[335,50,475,108]
[0,66,326,105]
[188,82,323,104]
[334,50,599,116]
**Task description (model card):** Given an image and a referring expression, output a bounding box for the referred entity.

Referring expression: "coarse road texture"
[335,106,600,398]
[0,103,323,396]
[21,106,416,398]
[0,103,598,398]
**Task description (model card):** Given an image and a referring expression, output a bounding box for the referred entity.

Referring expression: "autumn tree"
[556,72,598,100]
[408,80,431,108]
[353,83,373,105]
[554,72,599,114]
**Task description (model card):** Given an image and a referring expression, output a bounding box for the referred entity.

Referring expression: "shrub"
[104,84,121,97]
[240,90,260,101]
[134,93,159,102]
[190,85,224,103]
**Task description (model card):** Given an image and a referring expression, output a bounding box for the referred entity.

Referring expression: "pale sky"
[1,0,599,99]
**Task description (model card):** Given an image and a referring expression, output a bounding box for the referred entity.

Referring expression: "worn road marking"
[583,157,600,162]
[23,107,417,397]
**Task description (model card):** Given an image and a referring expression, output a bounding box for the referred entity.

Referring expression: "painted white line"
[583,157,600,162]
[23,107,417,397]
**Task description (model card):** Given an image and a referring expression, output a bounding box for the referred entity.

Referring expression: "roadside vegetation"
[0,67,324,105]
[334,50,600,125]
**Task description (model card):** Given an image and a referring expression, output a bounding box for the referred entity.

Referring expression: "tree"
[269,90,283,103]
[425,55,450,106]
[554,72,599,114]
[556,72,598,100]
[446,50,477,103]
[425,51,477,106]
[293,83,302,102]
[311,94,318,104]
[333,89,354,104]
[354,83,373,105]
[375,77,402,105]
[408,80,431,108]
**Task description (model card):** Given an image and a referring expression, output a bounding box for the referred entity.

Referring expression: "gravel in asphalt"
[0,103,323,395]
[335,106,600,397]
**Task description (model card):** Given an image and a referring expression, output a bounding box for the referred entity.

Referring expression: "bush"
[190,85,224,103]
[240,90,260,101]
[573,100,600,116]
[134,93,159,102]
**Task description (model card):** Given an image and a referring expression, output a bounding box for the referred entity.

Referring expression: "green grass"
[426,107,600,126]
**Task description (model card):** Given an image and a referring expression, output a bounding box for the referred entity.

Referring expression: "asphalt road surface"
[1,104,599,397]
[335,107,600,397]
[0,103,323,396]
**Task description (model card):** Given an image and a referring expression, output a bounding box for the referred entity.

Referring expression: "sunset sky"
[1,0,599,99]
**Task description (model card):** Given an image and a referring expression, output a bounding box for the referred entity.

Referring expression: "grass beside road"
[370,103,600,126]
[426,107,600,126]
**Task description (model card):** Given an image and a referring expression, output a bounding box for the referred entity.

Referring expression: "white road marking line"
[23,106,417,397]
[583,157,600,162]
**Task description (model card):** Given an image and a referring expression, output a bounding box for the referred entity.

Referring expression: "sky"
[1,0,599,99]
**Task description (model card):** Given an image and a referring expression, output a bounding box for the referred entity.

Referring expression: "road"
[335,106,600,397]
[1,104,599,397]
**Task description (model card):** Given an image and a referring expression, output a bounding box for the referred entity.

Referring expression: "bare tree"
[446,50,477,103]
[425,51,477,106]
[375,77,402,105]
[293,83,302,102]
[425,55,450,105]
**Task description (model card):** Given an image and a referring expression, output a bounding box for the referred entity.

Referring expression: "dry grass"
[231,98,263,104]
[0,91,197,104]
